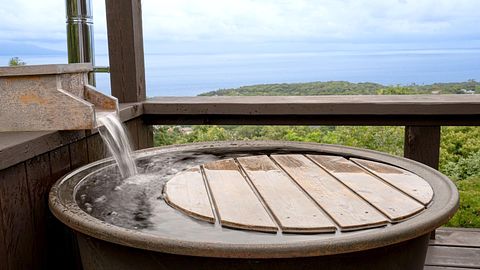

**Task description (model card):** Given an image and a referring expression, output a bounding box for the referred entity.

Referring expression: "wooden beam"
[142,96,480,126]
[404,126,441,170]
[104,0,152,149]
[105,0,146,103]
[404,126,441,240]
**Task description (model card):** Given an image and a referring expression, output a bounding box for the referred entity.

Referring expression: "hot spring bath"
[49,141,458,270]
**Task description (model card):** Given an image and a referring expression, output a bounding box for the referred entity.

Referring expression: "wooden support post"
[105,0,146,102]
[404,126,441,169]
[105,0,153,148]
[404,125,441,239]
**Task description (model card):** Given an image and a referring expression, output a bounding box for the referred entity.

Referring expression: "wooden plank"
[424,266,474,270]
[431,228,480,248]
[25,153,52,270]
[203,159,277,232]
[143,96,480,126]
[48,145,83,270]
[164,166,215,223]
[272,154,388,231]
[308,155,425,222]
[124,119,139,150]
[143,113,480,126]
[352,158,434,205]
[0,130,85,171]
[144,95,480,116]
[237,155,336,233]
[0,173,8,270]
[50,146,72,180]
[137,117,154,150]
[105,0,146,102]
[405,126,441,169]
[0,163,35,270]
[425,246,480,268]
[87,134,107,163]
[69,139,89,170]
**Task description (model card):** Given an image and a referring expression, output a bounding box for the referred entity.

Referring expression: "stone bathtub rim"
[48,140,459,259]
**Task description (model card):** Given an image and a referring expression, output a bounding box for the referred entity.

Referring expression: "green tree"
[8,57,26,66]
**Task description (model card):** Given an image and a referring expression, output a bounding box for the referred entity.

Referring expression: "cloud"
[1,0,479,51]
[140,0,480,42]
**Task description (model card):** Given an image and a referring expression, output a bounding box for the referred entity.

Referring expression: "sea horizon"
[1,48,479,97]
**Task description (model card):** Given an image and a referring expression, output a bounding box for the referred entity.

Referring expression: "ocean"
[1,49,479,96]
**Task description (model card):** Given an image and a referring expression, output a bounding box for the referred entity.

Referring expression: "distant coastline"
[2,49,479,96]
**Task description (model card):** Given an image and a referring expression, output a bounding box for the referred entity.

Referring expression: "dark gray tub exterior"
[49,141,459,270]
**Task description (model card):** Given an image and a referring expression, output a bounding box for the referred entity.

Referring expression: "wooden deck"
[426,227,480,269]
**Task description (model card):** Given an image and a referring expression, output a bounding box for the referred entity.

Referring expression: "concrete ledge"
[0,63,93,77]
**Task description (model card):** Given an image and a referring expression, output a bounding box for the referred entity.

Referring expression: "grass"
[445,176,480,228]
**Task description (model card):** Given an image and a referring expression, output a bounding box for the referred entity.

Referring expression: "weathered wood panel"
[352,158,434,205]
[0,175,8,269]
[425,246,480,269]
[48,145,84,270]
[425,228,480,269]
[237,155,335,233]
[424,266,472,270]
[87,134,107,162]
[50,146,72,180]
[203,159,277,232]
[405,126,441,169]
[272,154,387,231]
[143,96,480,126]
[70,139,89,170]
[138,117,154,150]
[25,153,52,270]
[144,95,480,115]
[431,228,480,248]
[105,0,146,103]
[124,118,139,150]
[0,130,85,171]
[164,166,215,223]
[310,155,424,222]
[0,163,35,270]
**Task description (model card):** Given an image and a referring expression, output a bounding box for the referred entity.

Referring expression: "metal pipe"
[66,0,95,85]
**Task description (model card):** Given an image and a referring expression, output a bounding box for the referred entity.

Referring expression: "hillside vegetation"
[200,80,480,96]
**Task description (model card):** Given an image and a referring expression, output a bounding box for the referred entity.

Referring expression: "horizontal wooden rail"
[142,95,480,126]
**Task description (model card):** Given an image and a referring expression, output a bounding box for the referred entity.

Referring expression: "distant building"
[458,89,476,94]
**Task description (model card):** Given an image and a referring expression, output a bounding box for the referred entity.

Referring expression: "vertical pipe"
[66,0,95,85]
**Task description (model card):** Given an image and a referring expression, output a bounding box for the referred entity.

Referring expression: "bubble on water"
[94,195,107,203]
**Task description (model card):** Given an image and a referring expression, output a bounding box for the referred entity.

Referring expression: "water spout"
[97,114,137,178]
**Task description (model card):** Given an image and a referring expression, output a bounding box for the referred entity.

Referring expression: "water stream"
[97,114,138,178]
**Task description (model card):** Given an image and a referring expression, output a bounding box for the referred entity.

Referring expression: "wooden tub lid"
[164,154,433,234]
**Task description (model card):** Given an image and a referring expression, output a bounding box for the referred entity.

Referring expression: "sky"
[1,0,480,56]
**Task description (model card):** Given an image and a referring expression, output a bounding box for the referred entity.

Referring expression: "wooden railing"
[142,95,480,169]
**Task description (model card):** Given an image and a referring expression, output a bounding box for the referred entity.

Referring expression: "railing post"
[404,125,441,239]
[404,126,440,169]
[105,0,153,148]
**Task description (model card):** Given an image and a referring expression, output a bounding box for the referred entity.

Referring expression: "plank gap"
[200,165,220,227]
[268,155,341,233]
[234,158,283,234]
[351,158,433,206]
[308,155,424,222]
[303,154,394,225]
[350,158,428,207]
